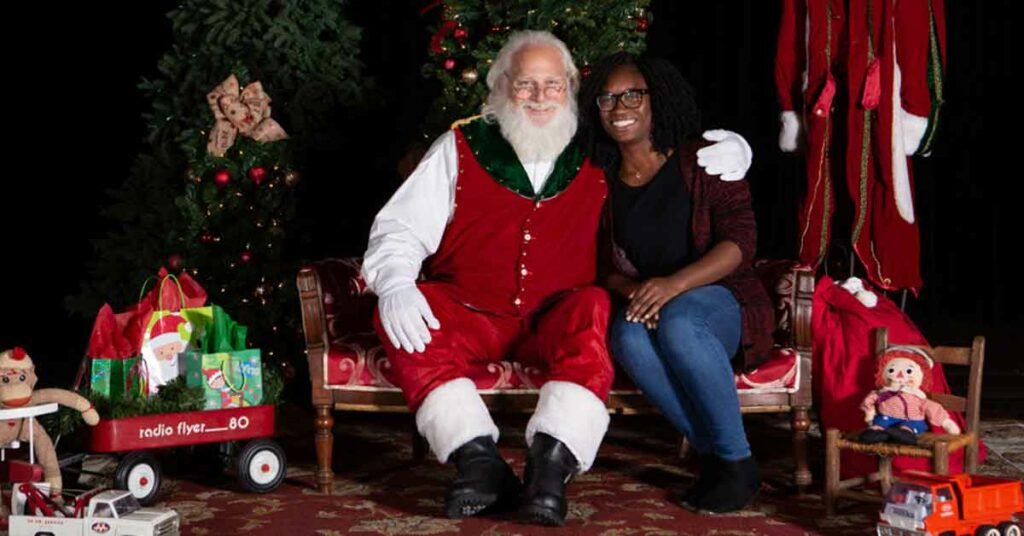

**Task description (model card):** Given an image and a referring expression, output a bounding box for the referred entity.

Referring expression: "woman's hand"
[643,313,659,330]
[627,277,685,322]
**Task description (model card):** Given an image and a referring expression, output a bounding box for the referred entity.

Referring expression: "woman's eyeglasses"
[596,89,649,111]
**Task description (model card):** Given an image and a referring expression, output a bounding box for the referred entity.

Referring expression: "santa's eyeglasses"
[511,78,568,98]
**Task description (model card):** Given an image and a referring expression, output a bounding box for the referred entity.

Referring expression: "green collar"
[459,117,584,200]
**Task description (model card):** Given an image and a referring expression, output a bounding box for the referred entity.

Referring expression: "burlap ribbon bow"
[206,75,288,157]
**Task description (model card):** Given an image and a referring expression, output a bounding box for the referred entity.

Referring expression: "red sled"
[81,405,286,505]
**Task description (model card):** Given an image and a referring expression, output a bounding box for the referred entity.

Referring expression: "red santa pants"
[373,282,615,409]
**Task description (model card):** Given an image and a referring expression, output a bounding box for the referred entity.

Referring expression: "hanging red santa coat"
[776,0,946,292]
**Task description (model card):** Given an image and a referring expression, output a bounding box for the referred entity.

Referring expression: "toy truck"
[8,485,180,536]
[877,471,1023,536]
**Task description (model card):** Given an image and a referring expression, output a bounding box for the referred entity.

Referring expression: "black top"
[609,152,691,279]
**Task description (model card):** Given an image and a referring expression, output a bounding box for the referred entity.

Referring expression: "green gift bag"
[181,349,263,409]
[180,305,262,409]
[90,356,143,401]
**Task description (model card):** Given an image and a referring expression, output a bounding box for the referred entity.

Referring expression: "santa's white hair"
[481,31,580,163]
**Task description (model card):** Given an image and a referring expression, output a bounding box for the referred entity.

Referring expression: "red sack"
[812,275,985,478]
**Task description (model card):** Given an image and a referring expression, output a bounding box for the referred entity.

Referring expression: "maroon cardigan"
[601,142,774,370]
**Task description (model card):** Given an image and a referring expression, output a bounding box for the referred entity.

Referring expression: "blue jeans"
[609,285,751,460]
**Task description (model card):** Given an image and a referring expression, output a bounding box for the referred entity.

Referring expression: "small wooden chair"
[824,327,984,515]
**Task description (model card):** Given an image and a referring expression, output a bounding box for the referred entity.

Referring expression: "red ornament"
[240,250,253,263]
[443,58,456,71]
[168,253,184,270]
[636,17,649,32]
[489,25,503,34]
[214,169,232,187]
[454,27,468,41]
[200,232,216,244]
[581,66,592,79]
[248,166,267,185]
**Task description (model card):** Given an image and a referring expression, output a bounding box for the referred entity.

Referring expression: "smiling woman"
[578,52,771,514]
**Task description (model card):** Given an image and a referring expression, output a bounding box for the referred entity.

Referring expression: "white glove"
[778,111,802,153]
[839,277,878,308]
[940,418,961,435]
[697,129,753,181]
[902,110,928,156]
[377,285,440,353]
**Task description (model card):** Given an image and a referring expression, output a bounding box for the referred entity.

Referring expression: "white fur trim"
[415,378,499,463]
[148,332,181,348]
[779,111,802,153]
[891,46,916,224]
[525,381,610,473]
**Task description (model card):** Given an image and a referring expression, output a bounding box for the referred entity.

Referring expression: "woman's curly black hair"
[576,52,701,170]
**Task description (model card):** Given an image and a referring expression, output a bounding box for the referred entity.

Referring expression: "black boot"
[695,456,760,513]
[859,428,890,444]
[519,433,578,526]
[680,453,719,509]
[885,426,919,445]
[445,435,522,519]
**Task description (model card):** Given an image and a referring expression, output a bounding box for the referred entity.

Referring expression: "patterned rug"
[7,409,1023,535]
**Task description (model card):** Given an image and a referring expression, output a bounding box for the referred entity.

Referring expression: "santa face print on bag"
[141,312,193,394]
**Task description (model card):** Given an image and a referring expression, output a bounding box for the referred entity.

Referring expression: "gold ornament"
[461,67,479,85]
[283,170,301,187]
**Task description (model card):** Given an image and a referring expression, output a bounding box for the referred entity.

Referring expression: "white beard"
[483,97,578,163]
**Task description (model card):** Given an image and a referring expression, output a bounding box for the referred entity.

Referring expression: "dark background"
[6,1,1019,410]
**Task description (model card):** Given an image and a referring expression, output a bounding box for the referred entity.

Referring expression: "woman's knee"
[660,286,737,324]
[609,312,652,364]
[657,288,739,350]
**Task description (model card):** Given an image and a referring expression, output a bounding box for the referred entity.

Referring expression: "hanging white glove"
[377,284,440,353]
[697,129,753,182]
[838,277,878,308]
[778,111,802,153]
[902,110,929,156]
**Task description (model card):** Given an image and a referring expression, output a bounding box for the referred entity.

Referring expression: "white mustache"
[522,102,559,111]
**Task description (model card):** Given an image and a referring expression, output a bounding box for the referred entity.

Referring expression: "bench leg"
[825,428,840,516]
[315,404,335,494]
[792,407,812,494]
[678,435,691,461]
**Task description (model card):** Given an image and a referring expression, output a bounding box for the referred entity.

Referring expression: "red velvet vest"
[425,125,607,316]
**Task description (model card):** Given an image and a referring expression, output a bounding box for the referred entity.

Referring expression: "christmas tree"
[420,0,651,136]
[70,0,368,376]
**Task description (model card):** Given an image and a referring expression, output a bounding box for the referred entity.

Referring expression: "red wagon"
[85,405,285,504]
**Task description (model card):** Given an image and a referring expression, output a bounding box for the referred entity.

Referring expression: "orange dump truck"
[877,472,1023,536]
